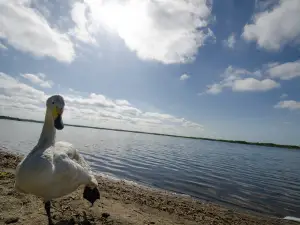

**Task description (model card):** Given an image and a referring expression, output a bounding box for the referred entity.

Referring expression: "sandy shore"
[0,149,297,225]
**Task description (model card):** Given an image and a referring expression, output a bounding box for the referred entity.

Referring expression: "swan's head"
[46,95,65,130]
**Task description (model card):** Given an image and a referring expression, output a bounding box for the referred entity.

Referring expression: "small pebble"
[5,217,19,224]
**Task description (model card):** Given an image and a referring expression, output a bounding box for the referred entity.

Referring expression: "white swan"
[14,95,100,225]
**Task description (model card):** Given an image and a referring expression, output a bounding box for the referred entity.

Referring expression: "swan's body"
[15,141,98,200]
[14,95,100,224]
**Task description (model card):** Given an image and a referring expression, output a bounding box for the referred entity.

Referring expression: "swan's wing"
[56,141,92,170]
[53,141,98,187]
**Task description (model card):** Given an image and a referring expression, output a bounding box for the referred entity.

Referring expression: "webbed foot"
[83,186,100,206]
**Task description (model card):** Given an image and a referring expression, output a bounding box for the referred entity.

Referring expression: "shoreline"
[1,116,300,150]
[0,149,297,225]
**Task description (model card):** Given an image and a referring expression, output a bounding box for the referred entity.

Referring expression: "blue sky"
[0,0,300,145]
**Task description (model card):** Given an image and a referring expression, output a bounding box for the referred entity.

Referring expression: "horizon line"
[0,115,299,150]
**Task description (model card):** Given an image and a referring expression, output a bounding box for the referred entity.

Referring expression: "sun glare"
[90,1,149,35]
[98,3,124,31]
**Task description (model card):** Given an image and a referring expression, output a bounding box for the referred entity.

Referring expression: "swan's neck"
[35,108,56,151]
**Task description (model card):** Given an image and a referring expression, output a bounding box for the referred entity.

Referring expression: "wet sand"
[0,150,297,225]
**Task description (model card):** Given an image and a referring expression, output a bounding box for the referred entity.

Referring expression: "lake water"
[1,119,300,218]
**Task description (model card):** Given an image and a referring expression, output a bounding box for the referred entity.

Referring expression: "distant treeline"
[1,115,300,150]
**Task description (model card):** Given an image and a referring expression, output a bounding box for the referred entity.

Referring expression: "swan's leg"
[44,201,53,225]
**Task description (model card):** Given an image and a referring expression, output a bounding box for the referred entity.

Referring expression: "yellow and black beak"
[52,107,64,130]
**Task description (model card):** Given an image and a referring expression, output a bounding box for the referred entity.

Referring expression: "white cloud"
[280,93,288,99]
[75,0,214,64]
[243,0,300,50]
[204,66,279,94]
[0,72,47,105]
[274,100,300,110]
[254,0,279,12]
[0,72,205,136]
[180,73,190,81]
[203,59,300,95]
[223,33,236,49]
[0,0,215,64]
[206,83,222,95]
[69,2,96,44]
[232,78,279,92]
[0,42,8,50]
[0,0,75,63]
[20,73,54,88]
[266,60,300,80]
[115,99,131,106]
